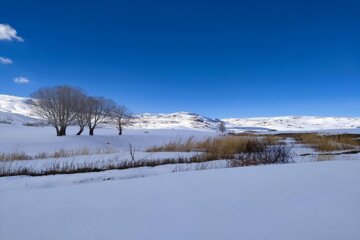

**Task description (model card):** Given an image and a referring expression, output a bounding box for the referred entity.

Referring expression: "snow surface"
[0,124,215,154]
[1,160,360,240]
[1,94,360,240]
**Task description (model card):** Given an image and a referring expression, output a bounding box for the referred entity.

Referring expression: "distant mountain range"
[1,94,359,132]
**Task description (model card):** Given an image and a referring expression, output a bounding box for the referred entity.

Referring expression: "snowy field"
[1,160,360,240]
[1,124,360,240]
[0,124,216,154]
[1,94,360,240]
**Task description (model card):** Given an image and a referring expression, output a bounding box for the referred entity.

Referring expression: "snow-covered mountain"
[0,95,40,125]
[1,94,359,131]
[131,112,221,130]
[224,116,360,131]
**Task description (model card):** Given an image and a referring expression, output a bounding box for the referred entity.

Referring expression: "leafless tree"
[74,93,90,135]
[111,105,132,135]
[31,86,83,136]
[219,121,226,134]
[87,96,116,135]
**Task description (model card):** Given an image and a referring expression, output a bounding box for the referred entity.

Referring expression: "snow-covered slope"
[0,94,359,131]
[0,95,40,125]
[0,95,35,117]
[131,112,221,130]
[223,116,360,131]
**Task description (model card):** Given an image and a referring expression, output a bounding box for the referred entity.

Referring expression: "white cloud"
[0,24,23,41]
[14,77,30,84]
[0,57,13,64]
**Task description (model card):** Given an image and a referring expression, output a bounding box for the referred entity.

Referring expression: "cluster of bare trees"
[31,86,131,136]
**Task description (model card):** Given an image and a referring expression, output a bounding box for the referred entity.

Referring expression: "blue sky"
[0,0,359,118]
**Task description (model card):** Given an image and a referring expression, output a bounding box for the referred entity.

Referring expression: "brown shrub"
[147,135,288,165]
[281,133,360,152]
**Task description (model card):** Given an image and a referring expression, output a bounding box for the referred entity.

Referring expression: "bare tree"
[74,93,90,135]
[87,97,115,135]
[111,105,132,135]
[218,121,226,134]
[31,86,83,136]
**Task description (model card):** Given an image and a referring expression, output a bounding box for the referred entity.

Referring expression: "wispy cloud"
[0,24,23,41]
[0,56,13,64]
[14,77,30,84]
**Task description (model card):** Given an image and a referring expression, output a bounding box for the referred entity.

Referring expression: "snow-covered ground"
[0,123,215,154]
[1,93,360,240]
[0,124,218,175]
[1,93,359,174]
[1,160,359,240]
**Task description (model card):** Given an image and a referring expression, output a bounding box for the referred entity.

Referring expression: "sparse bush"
[228,144,293,167]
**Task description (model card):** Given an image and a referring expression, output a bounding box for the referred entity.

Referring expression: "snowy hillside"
[131,112,221,130]
[0,95,41,125]
[223,116,360,131]
[0,95,35,117]
[1,94,359,131]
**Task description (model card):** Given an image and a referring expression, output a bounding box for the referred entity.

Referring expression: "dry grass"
[0,135,292,177]
[147,136,197,152]
[148,136,279,155]
[0,152,32,161]
[0,147,117,161]
[0,155,214,177]
[147,135,291,165]
[277,133,360,152]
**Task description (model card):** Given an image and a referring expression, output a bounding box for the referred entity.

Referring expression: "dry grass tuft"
[0,152,32,161]
[0,147,117,161]
[277,133,360,152]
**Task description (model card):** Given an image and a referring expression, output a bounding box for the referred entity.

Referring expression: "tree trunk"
[76,126,84,135]
[55,126,61,136]
[89,127,95,136]
[59,126,67,136]
[118,126,122,135]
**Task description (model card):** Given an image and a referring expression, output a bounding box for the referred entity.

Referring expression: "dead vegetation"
[147,135,292,166]
[0,147,117,161]
[0,155,214,177]
[148,136,279,153]
[276,133,360,152]
[0,152,32,161]
[0,135,293,177]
